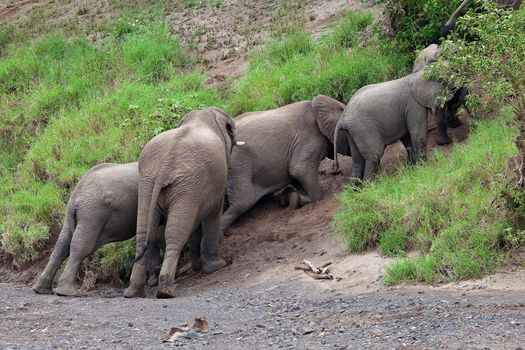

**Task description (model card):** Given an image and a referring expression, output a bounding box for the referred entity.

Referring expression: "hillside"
[1,1,525,348]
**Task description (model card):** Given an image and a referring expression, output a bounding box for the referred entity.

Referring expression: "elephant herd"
[32,44,465,298]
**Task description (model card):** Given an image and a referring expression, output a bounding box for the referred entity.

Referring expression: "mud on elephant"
[124,108,238,299]
[33,162,164,297]
[220,95,350,236]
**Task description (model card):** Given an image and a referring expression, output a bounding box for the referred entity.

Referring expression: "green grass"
[334,108,520,284]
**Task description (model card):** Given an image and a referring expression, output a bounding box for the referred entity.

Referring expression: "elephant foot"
[156,277,176,298]
[147,274,159,287]
[54,283,80,297]
[275,186,295,207]
[436,134,452,145]
[32,278,54,295]
[191,257,203,271]
[202,258,227,274]
[288,191,303,209]
[123,285,145,298]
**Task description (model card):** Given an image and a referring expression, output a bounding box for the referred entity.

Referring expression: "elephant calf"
[124,108,238,299]
[334,68,455,183]
[33,162,164,297]
[220,95,350,235]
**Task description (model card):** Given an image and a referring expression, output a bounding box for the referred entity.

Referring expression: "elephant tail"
[134,180,163,263]
[333,122,341,173]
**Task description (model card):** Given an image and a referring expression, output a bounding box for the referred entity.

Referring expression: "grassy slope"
[334,109,519,284]
[0,8,409,280]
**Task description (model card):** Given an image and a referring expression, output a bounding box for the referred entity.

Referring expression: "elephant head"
[412,44,443,73]
[312,95,350,159]
[178,107,238,165]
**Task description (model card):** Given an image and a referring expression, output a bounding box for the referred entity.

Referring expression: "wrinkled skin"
[124,108,236,299]
[32,162,164,297]
[220,95,350,235]
[412,44,466,145]
[334,69,454,183]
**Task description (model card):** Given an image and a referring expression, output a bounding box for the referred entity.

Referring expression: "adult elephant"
[220,95,350,235]
[412,43,466,145]
[333,69,454,183]
[124,108,238,299]
[32,162,164,297]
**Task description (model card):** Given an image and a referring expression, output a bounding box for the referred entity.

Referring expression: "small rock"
[302,328,314,335]
[128,322,133,327]
[184,330,199,339]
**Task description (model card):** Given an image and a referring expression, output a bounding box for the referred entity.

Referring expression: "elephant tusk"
[235,141,246,145]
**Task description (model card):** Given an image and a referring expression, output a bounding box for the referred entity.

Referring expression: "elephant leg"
[446,88,466,128]
[435,107,452,145]
[125,180,161,298]
[147,242,163,287]
[289,160,322,209]
[156,206,197,299]
[33,221,73,294]
[189,227,202,271]
[400,134,417,164]
[347,132,365,184]
[220,177,257,236]
[54,223,102,297]
[201,208,227,274]
[408,115,429,161]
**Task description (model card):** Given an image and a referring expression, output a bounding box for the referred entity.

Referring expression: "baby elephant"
[333,68,456,183]
[33,162,163,297]
[124,108,238,299]
[220,95,350,235]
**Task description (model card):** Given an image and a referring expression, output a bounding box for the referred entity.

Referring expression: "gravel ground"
[1,280,524,350]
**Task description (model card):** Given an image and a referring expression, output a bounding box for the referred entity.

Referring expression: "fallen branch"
[297,260,334,280]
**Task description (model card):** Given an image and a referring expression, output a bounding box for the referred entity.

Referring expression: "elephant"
[32,162,164,297]
[412,43,466,145]
[124,107,238,299]
[220,95,350,235]
[333,68,454,183]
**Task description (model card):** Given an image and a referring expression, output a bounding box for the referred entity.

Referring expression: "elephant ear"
[311,95,350,156]
[409,69,452,109]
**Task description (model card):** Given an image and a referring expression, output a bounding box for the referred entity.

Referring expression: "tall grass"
[334,108,519,284]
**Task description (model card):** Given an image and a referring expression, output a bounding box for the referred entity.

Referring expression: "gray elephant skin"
[412,43,465,144]
[220,95,350,235]
[32,162,163,297]
[124,108,237,299]
[334,68,454,183]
